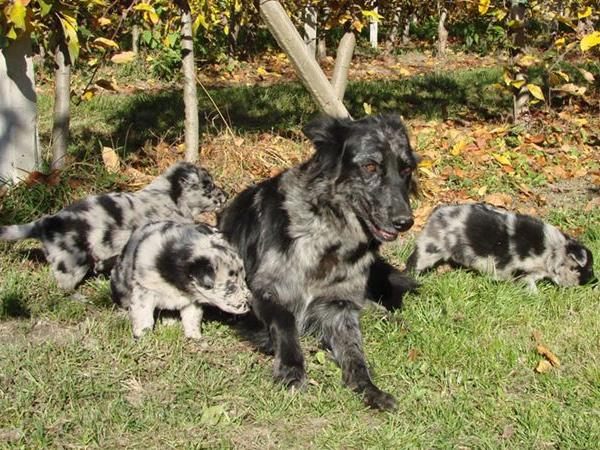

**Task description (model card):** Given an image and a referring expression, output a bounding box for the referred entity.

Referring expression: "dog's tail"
[0,222,39,241]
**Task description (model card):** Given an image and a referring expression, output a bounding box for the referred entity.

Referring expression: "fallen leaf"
[578,68,595,83]
[531,330,543,344]
[363,102,373,115]
[484,193,512,208]
[407,348,419,362]
[24,170,61,187]
[534,360,552,373]
[102,146,120,173]
[111,51,136,64]
[525,134,545,144]
[536,344,560,368]
[584,197,600,212]
[492,152,512,166]
[95,79,118,91]
[477,185,488,196]
[451,140,467,156]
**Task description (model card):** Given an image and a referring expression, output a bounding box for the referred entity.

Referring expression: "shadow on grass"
[61,66,508,157]
[1,294,31,319]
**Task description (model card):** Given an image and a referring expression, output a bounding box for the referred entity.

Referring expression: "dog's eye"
[400,167,412,176]
[363,163,379,174]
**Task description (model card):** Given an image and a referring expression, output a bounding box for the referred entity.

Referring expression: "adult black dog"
[218,114,419,410]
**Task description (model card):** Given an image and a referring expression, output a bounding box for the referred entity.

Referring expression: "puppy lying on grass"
[0,162,227,290]
[111,221,251,339]
[406,203,596,291]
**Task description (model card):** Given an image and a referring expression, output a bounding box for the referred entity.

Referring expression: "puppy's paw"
[363,387,397,411]
[273,362,307,390]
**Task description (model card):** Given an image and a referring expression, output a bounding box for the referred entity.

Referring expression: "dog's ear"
[303,116,352,178]
[189,257,216,289]
[302,115,352,153]
[567,243,588,268]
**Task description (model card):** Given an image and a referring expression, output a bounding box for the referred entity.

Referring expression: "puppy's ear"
[189,257,216,289]
[568,246,588,268]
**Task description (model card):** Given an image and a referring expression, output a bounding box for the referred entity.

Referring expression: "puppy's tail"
[0,222,38,241]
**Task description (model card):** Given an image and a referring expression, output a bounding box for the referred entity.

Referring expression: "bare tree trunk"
[388,8,401,44]
[369,7,378,49]
[132,24,140,54]
[303,4,317,55]
[228,0,240,57]
[0,35,40,184]
[437,9,448,58]
[51,42,70,170]
[510,0,529,122]
[331,32,355,101]
[402,16,411,45]
[260,0,349,118]
[317,38,327,61]
[180,7,199,162]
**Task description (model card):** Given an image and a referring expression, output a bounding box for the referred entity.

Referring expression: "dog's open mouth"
[365,218,398,242]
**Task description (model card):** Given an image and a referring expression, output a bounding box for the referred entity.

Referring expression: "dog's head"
[555,238,596,286]
[303,114,419,242]
[186,250,252,315]
[163,162,228,216]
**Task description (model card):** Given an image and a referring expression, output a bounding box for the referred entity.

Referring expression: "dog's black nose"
[392,216,414,231]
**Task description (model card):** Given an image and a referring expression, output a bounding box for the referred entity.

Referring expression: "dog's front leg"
[309,299,397,411]
[253,291,306,389]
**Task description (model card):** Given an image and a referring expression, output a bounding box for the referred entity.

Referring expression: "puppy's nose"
[392,216,414,231]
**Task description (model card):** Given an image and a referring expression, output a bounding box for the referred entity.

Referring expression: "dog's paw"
[363,387,397,411]
[273,362,307,390]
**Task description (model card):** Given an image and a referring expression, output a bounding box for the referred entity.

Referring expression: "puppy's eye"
[363,163,379,174]
[228,270,235,277]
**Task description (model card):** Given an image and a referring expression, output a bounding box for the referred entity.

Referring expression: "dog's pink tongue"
[377,226,398,241]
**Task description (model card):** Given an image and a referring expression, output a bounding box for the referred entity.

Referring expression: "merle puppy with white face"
[0,162,227,290]
[218,114,419,411]
[407,203,596,291]
[111,221,251,339]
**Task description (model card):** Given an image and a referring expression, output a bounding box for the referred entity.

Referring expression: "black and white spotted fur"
[406,203,596,291]
[218,114,420,411]
[0,162,227,290]
[111,221,251,339]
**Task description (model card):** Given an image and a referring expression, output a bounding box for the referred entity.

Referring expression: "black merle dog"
[218,114,419,410]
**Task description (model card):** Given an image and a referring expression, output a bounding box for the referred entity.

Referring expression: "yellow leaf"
[451,140,467,156]
[495,10,507,21]
[536,344,561,368]
[81,89,95,101]
[478,0,490,15]
[503,70,512,85]
[102,147,120,173]
[97,17,111,27]
[351,20,364,33]
[580,31,600,51]
[93,37,119,49]
[477,185,488,196]
[418,159,433,168]
[492,152,511,166]
[556,83,586,96]
[363,103,372,115]
[554,37,565,48]
[534,360,552,374]
[577,6,592,19]
[517,54,538,67]
[578,68,595,83]
[87,58,98,67]
[556,71,570,82]
[256,66,268,76]
[6,0,27,29]
[511,79,526,89]
[526,83,545,101]
[111,51,136,64]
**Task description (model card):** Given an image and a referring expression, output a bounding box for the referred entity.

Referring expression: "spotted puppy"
[0,162,227,290]
[406,203,595,291]
[111,221,251,339]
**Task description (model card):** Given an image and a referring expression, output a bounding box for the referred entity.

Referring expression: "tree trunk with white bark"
[331,32,355,101]
[510,1,529,122]
[0,35,41,184]
[259,0,349,118]
[51,42,71,170]
[369,7,378,49]
[437,9,448,58]
[303,4,317,56]
[180,6,199,162]
[132,24,140,54]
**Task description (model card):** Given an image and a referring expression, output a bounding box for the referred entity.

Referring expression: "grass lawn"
[1,56,599,448]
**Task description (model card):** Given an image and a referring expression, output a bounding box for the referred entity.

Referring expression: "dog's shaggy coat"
[406,203,596,291]
[218,114,419,410]
[111,221,251,339]
[0,162,227,290]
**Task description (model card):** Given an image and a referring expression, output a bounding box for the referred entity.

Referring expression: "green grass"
[1,211,598,448]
